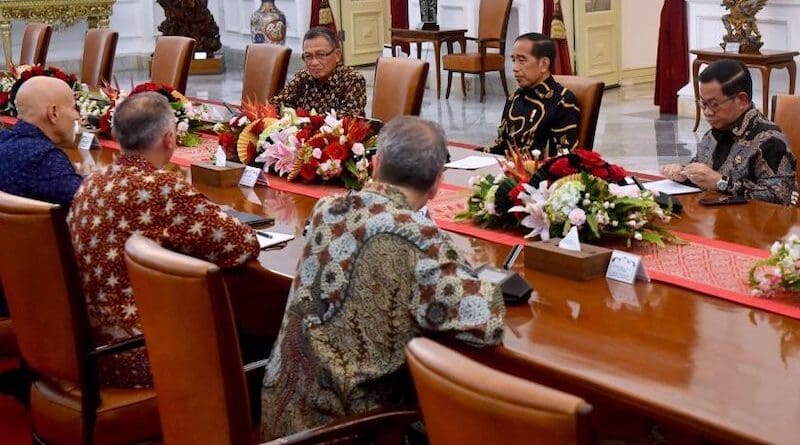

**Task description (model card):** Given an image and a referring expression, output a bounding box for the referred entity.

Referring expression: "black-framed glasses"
[301,48,337,62]
[696,95,735,112]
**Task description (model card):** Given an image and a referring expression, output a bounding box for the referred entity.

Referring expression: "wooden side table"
[389,28,467,99]
[690,48,799,132]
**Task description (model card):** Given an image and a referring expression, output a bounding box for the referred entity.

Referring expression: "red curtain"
[391,0,410,54]
[542,0,573,75]
[655,0,689,114]
[310,0,336,32]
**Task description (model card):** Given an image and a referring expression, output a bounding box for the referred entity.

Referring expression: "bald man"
[0,76,82,207]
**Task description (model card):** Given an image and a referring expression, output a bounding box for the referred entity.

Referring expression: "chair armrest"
[261,408,420,445]
[464,36,478,41]
[87,335,145,358]
[243,358,268,374]
[478,37,503,45]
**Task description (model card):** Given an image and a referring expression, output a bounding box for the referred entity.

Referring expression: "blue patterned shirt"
[0,121,82,207]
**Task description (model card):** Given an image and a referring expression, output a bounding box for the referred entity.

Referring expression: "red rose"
[308,135,327,149]
[296,128,311,142]
[549,157,578,178]
[323,142,349,161]
[131,82,160,95]
[0,91,10,107]
[575,149,605,168]
[218,132,236,149]
[590,166,609,180]
[309,115,325,130]
[296,107,310,118]
[608,164,627,182]
[300,158,319,182]
[508,182,527,205]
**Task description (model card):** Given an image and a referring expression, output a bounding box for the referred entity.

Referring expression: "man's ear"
[541,56,551,73]
[371,154,381,180]
[427,170,445,201]
[46,104,59,124]
[735,91,751,106]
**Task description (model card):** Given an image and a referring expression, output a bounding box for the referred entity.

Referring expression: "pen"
[631,176,645,191]
[256,231,273,239]
[223,102,236,115]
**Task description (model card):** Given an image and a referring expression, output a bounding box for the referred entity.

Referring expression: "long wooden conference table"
[64,142,800,445]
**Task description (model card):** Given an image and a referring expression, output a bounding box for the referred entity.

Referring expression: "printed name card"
[239,166,263,188]
[78,132,97,150]
[605,250,650,284]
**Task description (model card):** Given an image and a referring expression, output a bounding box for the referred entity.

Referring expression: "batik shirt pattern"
[67,155,260,388]
[486,75,580,157]
[693,106,798,205]
[261,182,505,440]
[270,64,367,117]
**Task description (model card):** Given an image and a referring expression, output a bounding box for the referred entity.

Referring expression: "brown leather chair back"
[554,75,605,150]
[477,0,513,50]
[0,192,86,384]
[242,43,291,105]
[80,29,119,89]
[125,235,252,445]
[772,94,800,186]
[406,338,593,445]
[19,23,53,66]
[372,57,429,123]
[151,36,196,94]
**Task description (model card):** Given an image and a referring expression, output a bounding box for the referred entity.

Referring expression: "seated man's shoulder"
[339,65,365,82]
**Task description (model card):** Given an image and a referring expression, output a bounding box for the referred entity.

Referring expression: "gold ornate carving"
[721,0,768,53]
[0,0,116,67]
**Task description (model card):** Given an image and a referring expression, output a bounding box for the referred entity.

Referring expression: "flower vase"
[251,0,287,45]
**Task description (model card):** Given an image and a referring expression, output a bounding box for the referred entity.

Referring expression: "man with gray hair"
[67,92,260,388]
[261,116,506,440]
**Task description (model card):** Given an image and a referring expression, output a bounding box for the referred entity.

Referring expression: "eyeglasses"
[301,48,337,62]
[696,95,735,112]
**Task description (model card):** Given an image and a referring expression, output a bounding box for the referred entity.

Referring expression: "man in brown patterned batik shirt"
[261,117,505,440]
[661,59,798,205]
[270,26,366,117]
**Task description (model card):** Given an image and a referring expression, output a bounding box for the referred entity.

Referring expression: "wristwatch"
[716,175,730,192]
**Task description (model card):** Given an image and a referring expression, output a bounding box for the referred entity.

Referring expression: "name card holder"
[524,238,612,281]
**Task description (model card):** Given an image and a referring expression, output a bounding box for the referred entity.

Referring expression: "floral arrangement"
[89,82,211,147]
[216,105,378,190]
[0,65,78,114]
[458,148,676,246]
[749,235,800,297]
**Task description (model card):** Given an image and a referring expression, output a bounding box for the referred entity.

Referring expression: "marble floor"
[118,63,705,176]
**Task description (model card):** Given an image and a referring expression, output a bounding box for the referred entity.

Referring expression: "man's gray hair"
[376,116,448,192]
[112,92,176,151]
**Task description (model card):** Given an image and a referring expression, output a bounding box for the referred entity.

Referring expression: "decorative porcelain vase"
[419,0,439,30]
[251,0,287,45]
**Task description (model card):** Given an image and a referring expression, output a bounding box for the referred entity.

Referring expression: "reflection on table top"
[65,145,800,445]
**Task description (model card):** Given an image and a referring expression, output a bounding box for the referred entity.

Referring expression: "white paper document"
[444,156,497,170]
[256,231,295,249]
[642,179,701,195]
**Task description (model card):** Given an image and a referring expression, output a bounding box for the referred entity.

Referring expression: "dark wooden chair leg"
[499,69,509,98]
[479,72,486,102]
[446,70,453,99]
[460,73,467,97]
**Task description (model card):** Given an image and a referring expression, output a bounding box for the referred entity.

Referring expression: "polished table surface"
[66,145,800,445]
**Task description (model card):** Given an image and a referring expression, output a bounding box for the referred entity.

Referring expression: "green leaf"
[181,132,201,147]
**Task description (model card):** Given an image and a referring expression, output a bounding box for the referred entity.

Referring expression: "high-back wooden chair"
[0,191,160,445]
[242,43,291,105]
[151,36,196,94]
[80,29,119,89]
[554,75,605,150]
[406,338,593,445]
[19,23,52,66]
[772,94,800,187]
[442,0,513,102]
[125,234,418,445]
[371,57,429,123]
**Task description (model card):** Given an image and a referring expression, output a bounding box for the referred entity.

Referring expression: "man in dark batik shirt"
[270,26,366,117]
[485,33,580,157]
[662,60,797,206]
